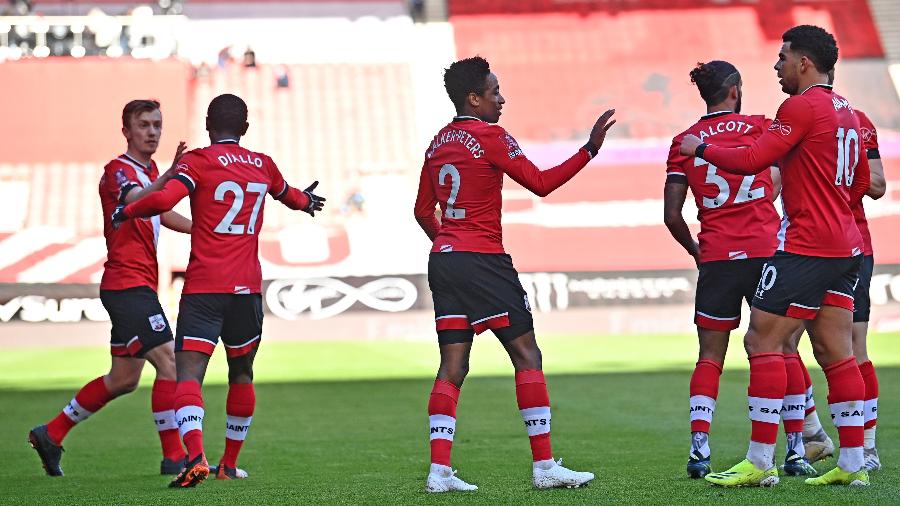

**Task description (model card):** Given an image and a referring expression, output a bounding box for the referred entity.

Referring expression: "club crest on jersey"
[503,133,524,159]
[768,119,791,136]
[148,314,167,332]
[115,168,130,187]
[832,97,852,113]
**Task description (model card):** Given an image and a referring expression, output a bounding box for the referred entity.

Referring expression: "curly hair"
[443,56,491,113]
[121,99,160,129]
[782,25,838,73]
[689,61,740,106]
[207,93,248,134]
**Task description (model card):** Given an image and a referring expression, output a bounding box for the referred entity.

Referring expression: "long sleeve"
[850,151,871,205]
[485,129,592,197]
[703,96,811,175]
[124,178,189,218]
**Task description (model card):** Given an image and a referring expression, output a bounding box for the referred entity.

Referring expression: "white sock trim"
[429,414,456,441]
[829,400,864,427]
[747,441,775,470]
[837,446,864,473]
[153,409,178,432]
[689,395,716,424]
[225,415,253,441]
[62,398,93,423]
[520,406,551,437]
[175,405,204,437]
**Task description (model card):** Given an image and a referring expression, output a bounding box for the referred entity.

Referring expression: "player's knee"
[107,375,140,396]
[437,363,468,386]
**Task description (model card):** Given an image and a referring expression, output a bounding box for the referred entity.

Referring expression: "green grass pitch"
[1,332,898,505]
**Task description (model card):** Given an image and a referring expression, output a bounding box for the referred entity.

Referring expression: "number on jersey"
[214,181,268,235]
[694,157,765,209]
[835,127,859,187]
[438,164,466,219]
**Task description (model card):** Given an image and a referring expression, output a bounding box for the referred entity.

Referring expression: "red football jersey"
[667,112,779,263]
[173,141,289,294]
[99,154,161,290]
[852,109,878,255]
[414,117,592,254]
[703,85,868,258]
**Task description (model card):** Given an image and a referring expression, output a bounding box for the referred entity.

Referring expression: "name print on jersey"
[427,128,485,159]
[697,120,755,141]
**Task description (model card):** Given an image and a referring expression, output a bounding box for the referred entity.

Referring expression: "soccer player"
[680,25,872,487]
[414,56,616,492]
[28,99,192,477]
[664,61,787,479]
[111,93,325,488]
[791,69,887,471]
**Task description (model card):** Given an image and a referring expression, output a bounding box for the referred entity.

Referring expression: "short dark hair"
[207,93,248,134]
[443,56,491,112]
[782,25,838,73]
[122,99,160,129]
[689,61,741,106]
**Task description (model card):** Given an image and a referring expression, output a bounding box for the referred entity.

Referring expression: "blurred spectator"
[341,190,365,215]
[217,45,232,68]
[9,0,32,16]
[276,65,290,89]
[243,46,256,68]
[409,0,425,23]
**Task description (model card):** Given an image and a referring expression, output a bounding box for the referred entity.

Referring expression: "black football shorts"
[428,252,534,345]
[853,255,874,323]
[752,251,861,319]
[694,258,768,331]
[175,293,263,358]
[100,286,173,358]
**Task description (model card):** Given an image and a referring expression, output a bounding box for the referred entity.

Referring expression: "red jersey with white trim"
[703,85,868,258]
[852,109,878,255]
[414,117,592,254]
[99,154,161,290]
[667,112,779,263]
[174,141,289,294]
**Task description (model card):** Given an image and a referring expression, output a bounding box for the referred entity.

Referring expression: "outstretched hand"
[680,134,702,156]
[161,141,188,181]
[302,181,327,217]
[588,109,617,150]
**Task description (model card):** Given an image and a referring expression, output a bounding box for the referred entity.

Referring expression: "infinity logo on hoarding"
[265,277,418,320]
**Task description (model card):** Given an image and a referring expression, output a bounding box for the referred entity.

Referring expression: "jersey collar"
[214,139,240,144]
[121,153,152,173]
[452,115,484,122]
[700,110,733,120]
[800,83,833,95]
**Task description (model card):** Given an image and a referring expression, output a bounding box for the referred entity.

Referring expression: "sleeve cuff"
[694,143,709,159]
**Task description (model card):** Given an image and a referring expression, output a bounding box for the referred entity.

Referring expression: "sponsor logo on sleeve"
[503,133,524,159]
[148,313,167,332]
[768,119,792,136]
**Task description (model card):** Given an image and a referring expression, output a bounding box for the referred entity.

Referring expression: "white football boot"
[533,459,594,489]
[425,464,478,493]
[803,429,835,463]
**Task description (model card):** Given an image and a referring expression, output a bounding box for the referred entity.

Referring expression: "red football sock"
[174,380,205,461]
[221,383,255,469]
[428,379,459,467]
[798,355,816,417]
[747,353,786,445]
[46,376,113,445]
[689,359,722,433]
[858,360,878,429]
[825,357,865,447]
[152,379,187,462]
[515,369,552,462]
[782,354,806,434]
[824,357,865,471]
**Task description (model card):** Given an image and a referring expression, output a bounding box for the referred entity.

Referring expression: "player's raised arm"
[494,109,616,197]
[681,97,811,175]
[413,161,440,241]
[122,141,188,204]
